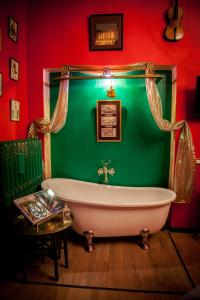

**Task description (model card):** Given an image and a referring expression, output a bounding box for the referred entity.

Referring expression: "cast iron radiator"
[0,138,43,206]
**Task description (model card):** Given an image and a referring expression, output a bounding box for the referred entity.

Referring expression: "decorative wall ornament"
[10,99,20,121]
[96,100,121,142]
[0,27,2,51]
[0,73,2,96]
[89,14,123,50]
[165,0,184,41]
[9,57,19,81]
[8,16,18,42]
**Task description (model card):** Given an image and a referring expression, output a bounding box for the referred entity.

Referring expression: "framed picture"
[8,16,18,42]
[0,73,2,96]
[9,57,19,81]
[0,27,2,51]
[89,14,123,51]
[96,100,121,142]
[10,99,20,121]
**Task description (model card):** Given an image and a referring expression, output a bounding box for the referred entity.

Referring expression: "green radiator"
[0,138,43,206]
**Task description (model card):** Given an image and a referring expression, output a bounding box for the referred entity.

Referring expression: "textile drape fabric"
[28,79,69,138]
[145,66,196,202]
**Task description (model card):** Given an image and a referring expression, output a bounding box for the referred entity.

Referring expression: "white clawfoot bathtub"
[42,178,176,246]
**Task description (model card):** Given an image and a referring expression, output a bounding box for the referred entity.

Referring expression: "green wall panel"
[50,70,172,187]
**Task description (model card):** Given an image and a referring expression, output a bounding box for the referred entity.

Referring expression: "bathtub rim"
[41,177,176,208]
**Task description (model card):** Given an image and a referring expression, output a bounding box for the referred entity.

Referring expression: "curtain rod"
[53,63,164,80]
[53,74,163,80]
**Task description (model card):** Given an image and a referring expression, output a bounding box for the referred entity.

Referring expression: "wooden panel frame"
[43,65,176,200]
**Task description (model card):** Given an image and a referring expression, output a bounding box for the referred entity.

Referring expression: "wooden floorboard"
[0,282,183,300]
[170,232,200,286]
[20,231,192,293]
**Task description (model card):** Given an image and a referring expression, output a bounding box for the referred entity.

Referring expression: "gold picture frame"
[8,16,18,42]
[10,99,20,121]
[89,14,123,50]
[0,27,2,51]
[0,73,2,96]
[9,57,19,81]
[96,100,121,142]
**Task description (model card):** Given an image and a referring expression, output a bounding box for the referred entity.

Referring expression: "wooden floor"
[0,230,200,300]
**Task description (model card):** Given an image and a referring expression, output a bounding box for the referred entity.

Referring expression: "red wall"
[1,0,200,227]
[0,0,28,140]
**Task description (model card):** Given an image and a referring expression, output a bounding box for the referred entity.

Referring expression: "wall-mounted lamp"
[107,78,116,98]
[103,68,111,78]
[107,85,116,97]
[102,68,116,97]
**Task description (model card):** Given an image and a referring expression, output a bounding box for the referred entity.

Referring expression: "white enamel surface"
[41,178,176,207]
[41,178,176,237]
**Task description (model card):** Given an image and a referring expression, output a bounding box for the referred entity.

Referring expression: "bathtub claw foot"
[84,230,95,252]
[140,228,150,250]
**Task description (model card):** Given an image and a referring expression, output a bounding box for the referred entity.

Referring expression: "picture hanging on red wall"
[9,57,19,81]
[8,16,18,42]
[0,28,2,50]
[89,14,123,51]
[0,73,2,96]
[10,99,20,121]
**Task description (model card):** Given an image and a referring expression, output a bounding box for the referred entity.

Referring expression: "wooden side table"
[12,214,72,281]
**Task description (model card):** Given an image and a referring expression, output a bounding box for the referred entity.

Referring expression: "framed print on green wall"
[96,100,121,142]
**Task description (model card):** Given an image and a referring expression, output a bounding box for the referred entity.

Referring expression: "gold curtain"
[28,79,69,138]
[145,65,196,202]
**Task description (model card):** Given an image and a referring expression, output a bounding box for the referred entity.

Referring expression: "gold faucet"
[97,160,115,184]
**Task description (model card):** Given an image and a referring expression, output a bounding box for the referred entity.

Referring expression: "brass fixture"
[97,160,115,184]
[61,65,71,78]
[103,68,111,77]
[84,230,95,252]
[54,63,164,81]
[140,228,150,250]
[107,86,116,97]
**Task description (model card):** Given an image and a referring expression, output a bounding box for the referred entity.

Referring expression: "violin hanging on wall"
[165,0,184,41]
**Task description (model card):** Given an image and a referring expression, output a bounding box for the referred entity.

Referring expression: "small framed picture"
[89,14,123,51]
[96,100,121,142]
[8,16,18,42]
[10,99,20,121]
[0,73,2,96]
[0,27,2,51]
[9,57,19,81]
